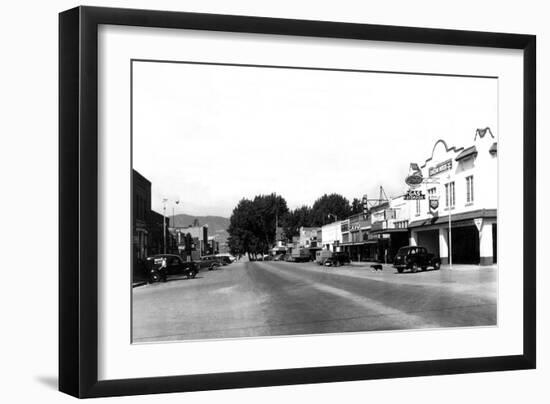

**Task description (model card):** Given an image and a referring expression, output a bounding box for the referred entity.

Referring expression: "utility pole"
[447,174,453,270]
[162,198,168,254]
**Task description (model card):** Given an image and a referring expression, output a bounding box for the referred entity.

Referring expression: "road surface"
[132,260,497,343]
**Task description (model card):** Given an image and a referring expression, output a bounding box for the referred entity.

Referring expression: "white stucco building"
[321,221,343,252]
[407,128,498,265]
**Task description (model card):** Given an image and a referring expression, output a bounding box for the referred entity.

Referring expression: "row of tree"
[227,193,363,258]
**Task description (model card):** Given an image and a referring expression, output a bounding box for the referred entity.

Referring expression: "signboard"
[405,163,423,188]
[429,196,439,213]
[404,190,426,200]
[474,218,483,232]
[429,159,452,177]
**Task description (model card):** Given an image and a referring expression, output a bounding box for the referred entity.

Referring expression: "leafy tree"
[310,193,352,226]
[282,205,313,240]
[227,194,288,258]
[351,198,363,215]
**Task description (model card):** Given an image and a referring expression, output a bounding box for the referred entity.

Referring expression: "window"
[466,175,474,203]
[415,199,421,216]
[428,187,436,197]
[445,181,455,208]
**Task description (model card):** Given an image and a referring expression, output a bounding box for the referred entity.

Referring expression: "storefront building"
[321,221,342,252]
[341,213,372,262]
[407,128,498,265]
[367,197,410,263]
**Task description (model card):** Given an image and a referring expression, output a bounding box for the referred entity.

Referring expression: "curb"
[132,281,147,288]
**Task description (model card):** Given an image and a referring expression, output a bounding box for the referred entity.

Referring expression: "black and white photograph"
[131,59,498,343]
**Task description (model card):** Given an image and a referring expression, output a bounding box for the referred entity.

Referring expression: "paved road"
[132,260,497,343]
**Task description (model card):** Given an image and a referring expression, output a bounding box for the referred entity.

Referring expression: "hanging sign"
[405,163,424,188]
[404,190,426,200]
[474,218,483,232]
[429,196,439,213]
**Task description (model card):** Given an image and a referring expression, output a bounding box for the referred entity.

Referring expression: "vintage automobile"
[324,252,351,267]
[393,246,441,273]
[214,253,236,265]
[145,254,198,283]
[199,255,224,270]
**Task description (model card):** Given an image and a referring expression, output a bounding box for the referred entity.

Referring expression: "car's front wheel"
[411,263,419,273]
[433,261,441,270]
[149,271,161,283]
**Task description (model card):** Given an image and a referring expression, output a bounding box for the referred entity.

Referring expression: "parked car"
[324,252,350,267]
[215,253,236,264]
[200,255,223,270]
[273,253,285,261]
[393,246,441,273]
[145,254,198,283]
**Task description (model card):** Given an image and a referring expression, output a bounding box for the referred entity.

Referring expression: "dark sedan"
[145,254,198,283]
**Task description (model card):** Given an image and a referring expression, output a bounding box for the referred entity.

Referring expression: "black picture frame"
[59,6,536,398]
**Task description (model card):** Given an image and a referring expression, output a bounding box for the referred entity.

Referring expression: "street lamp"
[172,200,180,230]
[327,213,338,222]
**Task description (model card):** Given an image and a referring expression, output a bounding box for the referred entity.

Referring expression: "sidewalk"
[348,261,497,271]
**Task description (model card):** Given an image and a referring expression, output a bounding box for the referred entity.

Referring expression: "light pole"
[172,200,180,230]
[327,213,338,222]
[447,174,453,270]
[162,198,168,254]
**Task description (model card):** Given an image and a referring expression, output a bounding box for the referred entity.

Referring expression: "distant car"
[273,253,285,261]
[324,252,350,267]
[215,253,236,264]
[200,255,223,270]
[393,246,441,273]
[145,254,198,283]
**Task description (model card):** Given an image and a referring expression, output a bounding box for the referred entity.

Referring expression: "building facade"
[367,197,410,263]
[321,221,342,252]
[407,128,497,265]
[171,225,209,257]
[341,213,372,262]
[133,170,151,264]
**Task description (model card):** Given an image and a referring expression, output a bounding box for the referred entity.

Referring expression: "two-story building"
[367,197,410,263]
[321,220,343,252]
[340,213,372,262]
[407,128,497,265]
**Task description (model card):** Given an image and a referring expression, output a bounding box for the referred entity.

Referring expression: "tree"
[282,205,313,240]
[351,198,363,215]
[227,194,288,258]
[310,193,352,226]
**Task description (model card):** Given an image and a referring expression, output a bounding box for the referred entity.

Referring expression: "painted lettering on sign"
[404,190,426,200]
[429,159,452,176]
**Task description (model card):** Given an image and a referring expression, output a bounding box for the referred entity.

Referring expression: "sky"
[132,61,497,218]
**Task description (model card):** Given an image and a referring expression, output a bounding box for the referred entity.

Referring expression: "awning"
[409,209,497,229]
[455,145,478,161]
[369,228,409,235]
[340,241,375,246]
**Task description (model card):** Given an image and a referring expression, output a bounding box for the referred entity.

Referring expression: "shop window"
[466,175,474,203]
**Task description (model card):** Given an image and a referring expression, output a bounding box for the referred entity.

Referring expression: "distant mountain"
[171,214,230,246]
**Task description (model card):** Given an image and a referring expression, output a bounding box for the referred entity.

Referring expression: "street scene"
[133,259,496,342]
[131,60,498,343]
